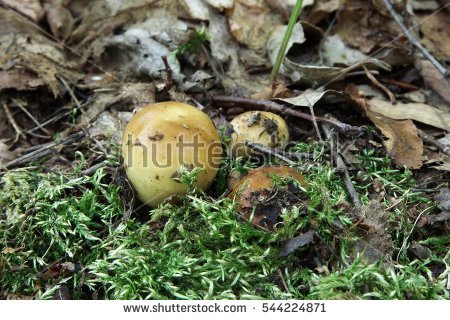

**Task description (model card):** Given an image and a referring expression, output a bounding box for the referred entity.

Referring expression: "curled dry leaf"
[267,23,306,69]
[100,28,181,81]
[369,115,423,169]
[45,3,75,41]
[0,70,44,92]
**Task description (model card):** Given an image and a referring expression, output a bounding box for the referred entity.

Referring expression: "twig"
[2,101,25,143]
[2,132,85,169]
[322,124,361,208]
[277,269,290,294]
[211,95,363,135]
[12,98,50,136]
[381,0,448,77]
[27,109,72,135]
[418,129,450,156]
[396,207,430,262]
[362,66,396,103]
[57,75,85,115]
[337,156,362,208]
[161,55,173,87]
[245,141,296,165]
[80,160,110,176]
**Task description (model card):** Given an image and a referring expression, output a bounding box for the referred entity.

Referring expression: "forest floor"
[0,0,449,299]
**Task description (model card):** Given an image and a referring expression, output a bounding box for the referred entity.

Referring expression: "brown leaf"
[226,0,283,50]
[367,98,450,132]
[45,4,75,41]
[2,0,44,22]
[366,112,423,169]
[346,85,424,168]
[351,201,393,263]
[0,70,44,92]
[417,59,450,104]
[417,11,450,61]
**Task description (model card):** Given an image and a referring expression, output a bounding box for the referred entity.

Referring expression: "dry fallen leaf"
[2,0,44,22]
[368,114,423,169]
[367,98,450,132]
[275,89,342,107]
[351,201,394,264]
[226,0,283,50]
[417,59,450,104]
[181,0,210,20]
[204,0,234,10]
[417,11,450,61]
[346,85,424,169]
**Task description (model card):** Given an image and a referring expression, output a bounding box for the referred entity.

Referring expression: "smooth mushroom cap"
[228,111,289,158]
[122,101,222,207]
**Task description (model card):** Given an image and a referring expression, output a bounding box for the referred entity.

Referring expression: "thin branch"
[80,160,110,176]
[277,269,290,294]
[161,55,173,87]
[418,129,450,156]
[12,98,50,135]
[362,65,396,103]
[2,101,25,143]
[322,124,361,208]
[57,75,85,115]
[396,207,431,262]
[211,95,363,135]
[2,132,85,170]
[381,0,448,77]
[245,141,296,165]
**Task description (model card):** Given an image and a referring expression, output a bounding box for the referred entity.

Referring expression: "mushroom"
[228,111,289,158]
[122,101,222,207]
[229,166,305,230]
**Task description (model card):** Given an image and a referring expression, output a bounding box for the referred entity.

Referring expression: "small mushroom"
[228,111,289,158]
[229,166,305,230]
[122,101,222,207]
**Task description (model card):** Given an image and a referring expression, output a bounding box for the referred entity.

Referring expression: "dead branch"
[2,132,85,170]
[418,129,450,157]
[2,101,25,143]
[245,141,296,165]
[211,95,363,135]
[381,0,448,77]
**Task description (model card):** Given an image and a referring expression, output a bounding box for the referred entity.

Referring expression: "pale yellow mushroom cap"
[228,111,289,158]
[122,101,222,207]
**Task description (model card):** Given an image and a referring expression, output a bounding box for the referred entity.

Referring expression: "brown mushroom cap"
[229,166,305,230]
[228,111,289,158]
[122,101,222,207]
